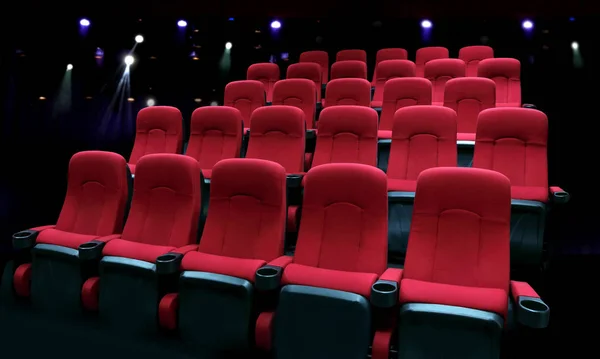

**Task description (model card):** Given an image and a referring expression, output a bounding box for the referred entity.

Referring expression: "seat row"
[5,153,549,359]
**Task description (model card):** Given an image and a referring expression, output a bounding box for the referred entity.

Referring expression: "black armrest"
[12,230,39,250]
[370,280,398,308]
[370,87,375,100]
[316,102,322,111]
[266,101,272,106]
[156,253,183,275]
[255,265,282,291]
[78,240,106,261]
[516,296,550,328]
[552,190,570,204]
[306,129,316,141]
[286,174,303,189]
[522,104,537,109]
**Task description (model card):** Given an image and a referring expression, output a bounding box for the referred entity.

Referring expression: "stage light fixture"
[571,41,579,50]
[124,55,134,66]
[135,35,144,43]
[271,20,281,29]
[178,20,187,28]
[522,20,533,30]
[225,42,232,49]
[80,19,90,26]
[146,98,155,107]
[66,64,73,70]
[421,20,432,29]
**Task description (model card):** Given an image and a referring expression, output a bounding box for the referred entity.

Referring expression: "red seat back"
[186,107,243,170]
[443,77,496,135]
[129,106,183,166]
[121,154,201,248]
[294,163,388,275]
[330,60,367,80]
[323,78,371,108]
[404,167,511,292]
[224,80,266,128]
[459,46,494,77]
[478,58,521,107]
[55,151,130,236]
[387,106,457,182]
[272,79,317,129]
[372,60,416,105]
[336,49,367,63]
[299,50,329,84]
[287,63,323,101]
[372,48,409,84]
[246,106,306,174]
[312,106,378,168]
[424,59,466,104]
[247,63,280,102]
[198,158,287,261]
[415,47,449,77]
[379,78,432,131]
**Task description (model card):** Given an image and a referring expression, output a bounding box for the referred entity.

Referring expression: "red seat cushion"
[181,251,266,283]
[128,164,136,174]
[36,229,100,250]
[457,132,476,141]
[387,179,416,192]
[201,169,213,179]
[400,278,508,319]
[102,238,176,263]
[511,185,548,202]
[282,263,378,298]
[377,130,392,139]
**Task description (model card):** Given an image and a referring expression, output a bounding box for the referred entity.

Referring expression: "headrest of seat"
[134,154,201,195]
[376,48,408,63]
[273,79,316,100]
[69,151,128,187]
[287,63,322,81]
[191,106,243,135]
[392,106,457,139]
[444,77,496,102]
[336,49,367,62]
[331,60,367,79]
[459,46,494,62]
[476,108,547,144]
[136,106,182,133]
[224,80,265,100]
[317,105,378,137]
[383,78,432,103]
[250,106,305,135]
[477,58,520,78]
[424,59,466,78]
[416,47,449,64]
[377,60,416,79]
[247,63,280,79]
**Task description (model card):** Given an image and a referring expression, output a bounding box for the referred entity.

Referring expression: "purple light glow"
[177,20,187,28]
[522,20,533,30]
[80,19,90,27]
[270,20,281,29]
[421,20,432,29]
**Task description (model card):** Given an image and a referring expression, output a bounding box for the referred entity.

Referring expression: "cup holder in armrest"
[255,265,282,291]
[286,175,303,189]
[522,104,537,109]
[370,280,398,308]
[552,191,570,204]
[12,230,39,250]
[78,240,106,261]
[517,296,550,329]
[156,253,183,275]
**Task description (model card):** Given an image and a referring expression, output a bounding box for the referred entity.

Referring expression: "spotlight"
[177,20,187,28]
[228,17,235,21]
[146,98,155,107]
[522,20,534,30]
[571,41,579,50]
[225,42,232,50]
[210,101,218,106]
[421,19,432,29]
[39,96,46,100]
[124,55,134,66]
[135,35,144,43]
[80,19,90,27]
[66,64,73,71]
[127,97,135,102]
[270,20,281,29]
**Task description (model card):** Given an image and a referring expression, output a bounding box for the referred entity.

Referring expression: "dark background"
[1,2,598,354]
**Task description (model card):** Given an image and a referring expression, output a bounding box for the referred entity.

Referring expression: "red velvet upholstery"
[378,78,432,139]
[424,59,466,105]
[223,80,266,129]
[459,46,494,77]
[102,154,202,261]
[371,60,416,107]
[473,108,549,202]
[336,49,367,63]
[282,163,388,297]
[128,106,183,173]
[181,158,287,282]
[299,50,329,85]
[246,106,306,174]
[443,77,496,139]
[247,63,280,102]
[415,47,449,77]
[372,48,409,85]
[400,167,512,319]
[286,63,323,102]
[311,106,378,169]
[330,60,367,80]
[34,151,130,249]
[477,58,521,107]
[185,106,243,179]
[387,106,457,192]
[323,78,371,108]
[272,79,317,129]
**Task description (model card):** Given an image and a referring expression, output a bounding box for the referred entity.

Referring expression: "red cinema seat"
[330,60,367,80]
[424,59,466,105]
[372,48,409,85]
[246,106,306,174]
[336,49,367,63]
[128,106,183,174]
[472,108,570,267]
[323,78,371,108]
[287,63,323,102]
[378,78,432,139]
[478,58,521,107]
[185,106,243,179]
[299,50,329,85]
[385,106,457,264]
[272,79,317,129]
[396,167,550,359]
[224,80,266,131]
[9,151,130,312]
[164,158,288,351]
[247,63,280,103]
[311,106,378,168]
[80,154,201,333]
[415,47,449,77]
[459,45,494,77]
[371,60,416,108]
[259,163,402,359]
